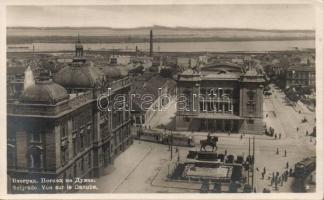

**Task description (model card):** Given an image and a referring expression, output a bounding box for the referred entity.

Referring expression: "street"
[94,84,316,193]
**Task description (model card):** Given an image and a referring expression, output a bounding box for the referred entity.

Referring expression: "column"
[222,103,225,113]
[222,120,225,132]
[230,120,234,132]
[231,102,233,114]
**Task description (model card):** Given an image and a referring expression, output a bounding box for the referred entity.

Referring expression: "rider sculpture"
[200,132,218,151]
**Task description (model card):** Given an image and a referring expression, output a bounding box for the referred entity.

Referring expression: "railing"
[7,92,93,116]
[107,77,131,93]
[7,77,130,117]
[68,91,93,109]
[7,102,69,116]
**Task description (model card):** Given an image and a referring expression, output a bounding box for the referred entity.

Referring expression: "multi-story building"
[131,75,176,127]
[7,65,27,99]
[285,64,316,89]
[175,61,265,134]
[7,38,132,193]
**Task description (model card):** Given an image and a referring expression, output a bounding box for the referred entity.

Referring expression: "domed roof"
[54,62,103,88]
[21,80,69,104]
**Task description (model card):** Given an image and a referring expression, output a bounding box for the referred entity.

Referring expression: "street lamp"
[170,129,173,160]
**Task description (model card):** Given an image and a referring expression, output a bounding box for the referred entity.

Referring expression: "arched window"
[28,145,43,169]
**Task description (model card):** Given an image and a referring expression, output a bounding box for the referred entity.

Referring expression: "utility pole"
[252,137,255,190]
[248,137,251,185]
[170,129,173,160]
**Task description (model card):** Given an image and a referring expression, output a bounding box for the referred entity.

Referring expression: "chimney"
[149,29,153,57]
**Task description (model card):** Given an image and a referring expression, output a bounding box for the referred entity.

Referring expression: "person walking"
[279,133,281,139]
[284,150,287,157]
[276,148,279,155]
[275,134,277,140]
[270,177,274,186]
[286,162,289,169]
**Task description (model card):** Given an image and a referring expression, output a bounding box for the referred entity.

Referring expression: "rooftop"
[54,61,103,88]
[287,64,315,72]
[20,79,69,104]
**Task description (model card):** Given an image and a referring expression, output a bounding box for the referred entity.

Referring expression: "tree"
[159,67,174,78]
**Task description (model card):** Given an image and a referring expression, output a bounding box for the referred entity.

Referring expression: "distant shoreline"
[7,26,315,32]
[7,36,315,44]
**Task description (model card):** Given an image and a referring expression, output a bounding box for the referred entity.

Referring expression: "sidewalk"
[95,143,153,193]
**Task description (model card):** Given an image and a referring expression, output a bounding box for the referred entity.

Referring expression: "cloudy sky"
[7,4,315,30]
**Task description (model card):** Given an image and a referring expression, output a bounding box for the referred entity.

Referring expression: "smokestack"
[149,30,153,57]
[135,46,138,57]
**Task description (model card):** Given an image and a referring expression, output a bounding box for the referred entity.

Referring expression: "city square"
[92,83,316,193]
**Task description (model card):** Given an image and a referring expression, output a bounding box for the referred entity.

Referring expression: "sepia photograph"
[3,1,323,199]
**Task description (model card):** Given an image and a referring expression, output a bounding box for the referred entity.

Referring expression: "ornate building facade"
[176,62,265,134]
[7,38,132,193]
[285,64,316,89]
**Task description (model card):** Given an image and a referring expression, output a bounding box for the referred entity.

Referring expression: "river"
[7,40,315,53]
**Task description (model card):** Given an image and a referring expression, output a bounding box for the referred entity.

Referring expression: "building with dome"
[176,61,265,134]
[7,38,132,193]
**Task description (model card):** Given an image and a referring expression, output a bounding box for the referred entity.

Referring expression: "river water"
[7,40,315,53]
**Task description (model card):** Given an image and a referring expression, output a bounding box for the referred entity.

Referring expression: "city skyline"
[7,4,315,30]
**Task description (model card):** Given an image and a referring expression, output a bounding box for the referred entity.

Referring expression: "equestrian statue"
[200,133,218,151]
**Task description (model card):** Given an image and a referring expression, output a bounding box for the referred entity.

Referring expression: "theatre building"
[7,39,132,192]
[176,62,265,134]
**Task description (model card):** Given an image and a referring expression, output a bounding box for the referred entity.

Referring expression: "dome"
[21,80,69,104]
[54,62,103,88]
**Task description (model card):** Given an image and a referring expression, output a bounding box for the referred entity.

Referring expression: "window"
[61,147,69,166]
[72,117,77,131]
[135,116,141,124]
[224,103,229,112]
[72,137,77,156]
[30,132,41,142]
[7,144,16,167]
[88,153,91,168]
[200,102,205,112]
[81,158,84,172]
[8,133,16,167]
[248,118,254,124]
[80,134,84,149]
[61,121,68,138]
[247,90,256,113]
[74,164,77,177]
[28,146,43,169]
[183,89,192,111]
[218,88,223,97]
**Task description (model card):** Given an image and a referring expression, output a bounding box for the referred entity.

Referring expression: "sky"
[6,4,315,30]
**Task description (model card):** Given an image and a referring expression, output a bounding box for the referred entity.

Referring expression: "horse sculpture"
[200,136,218,151]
